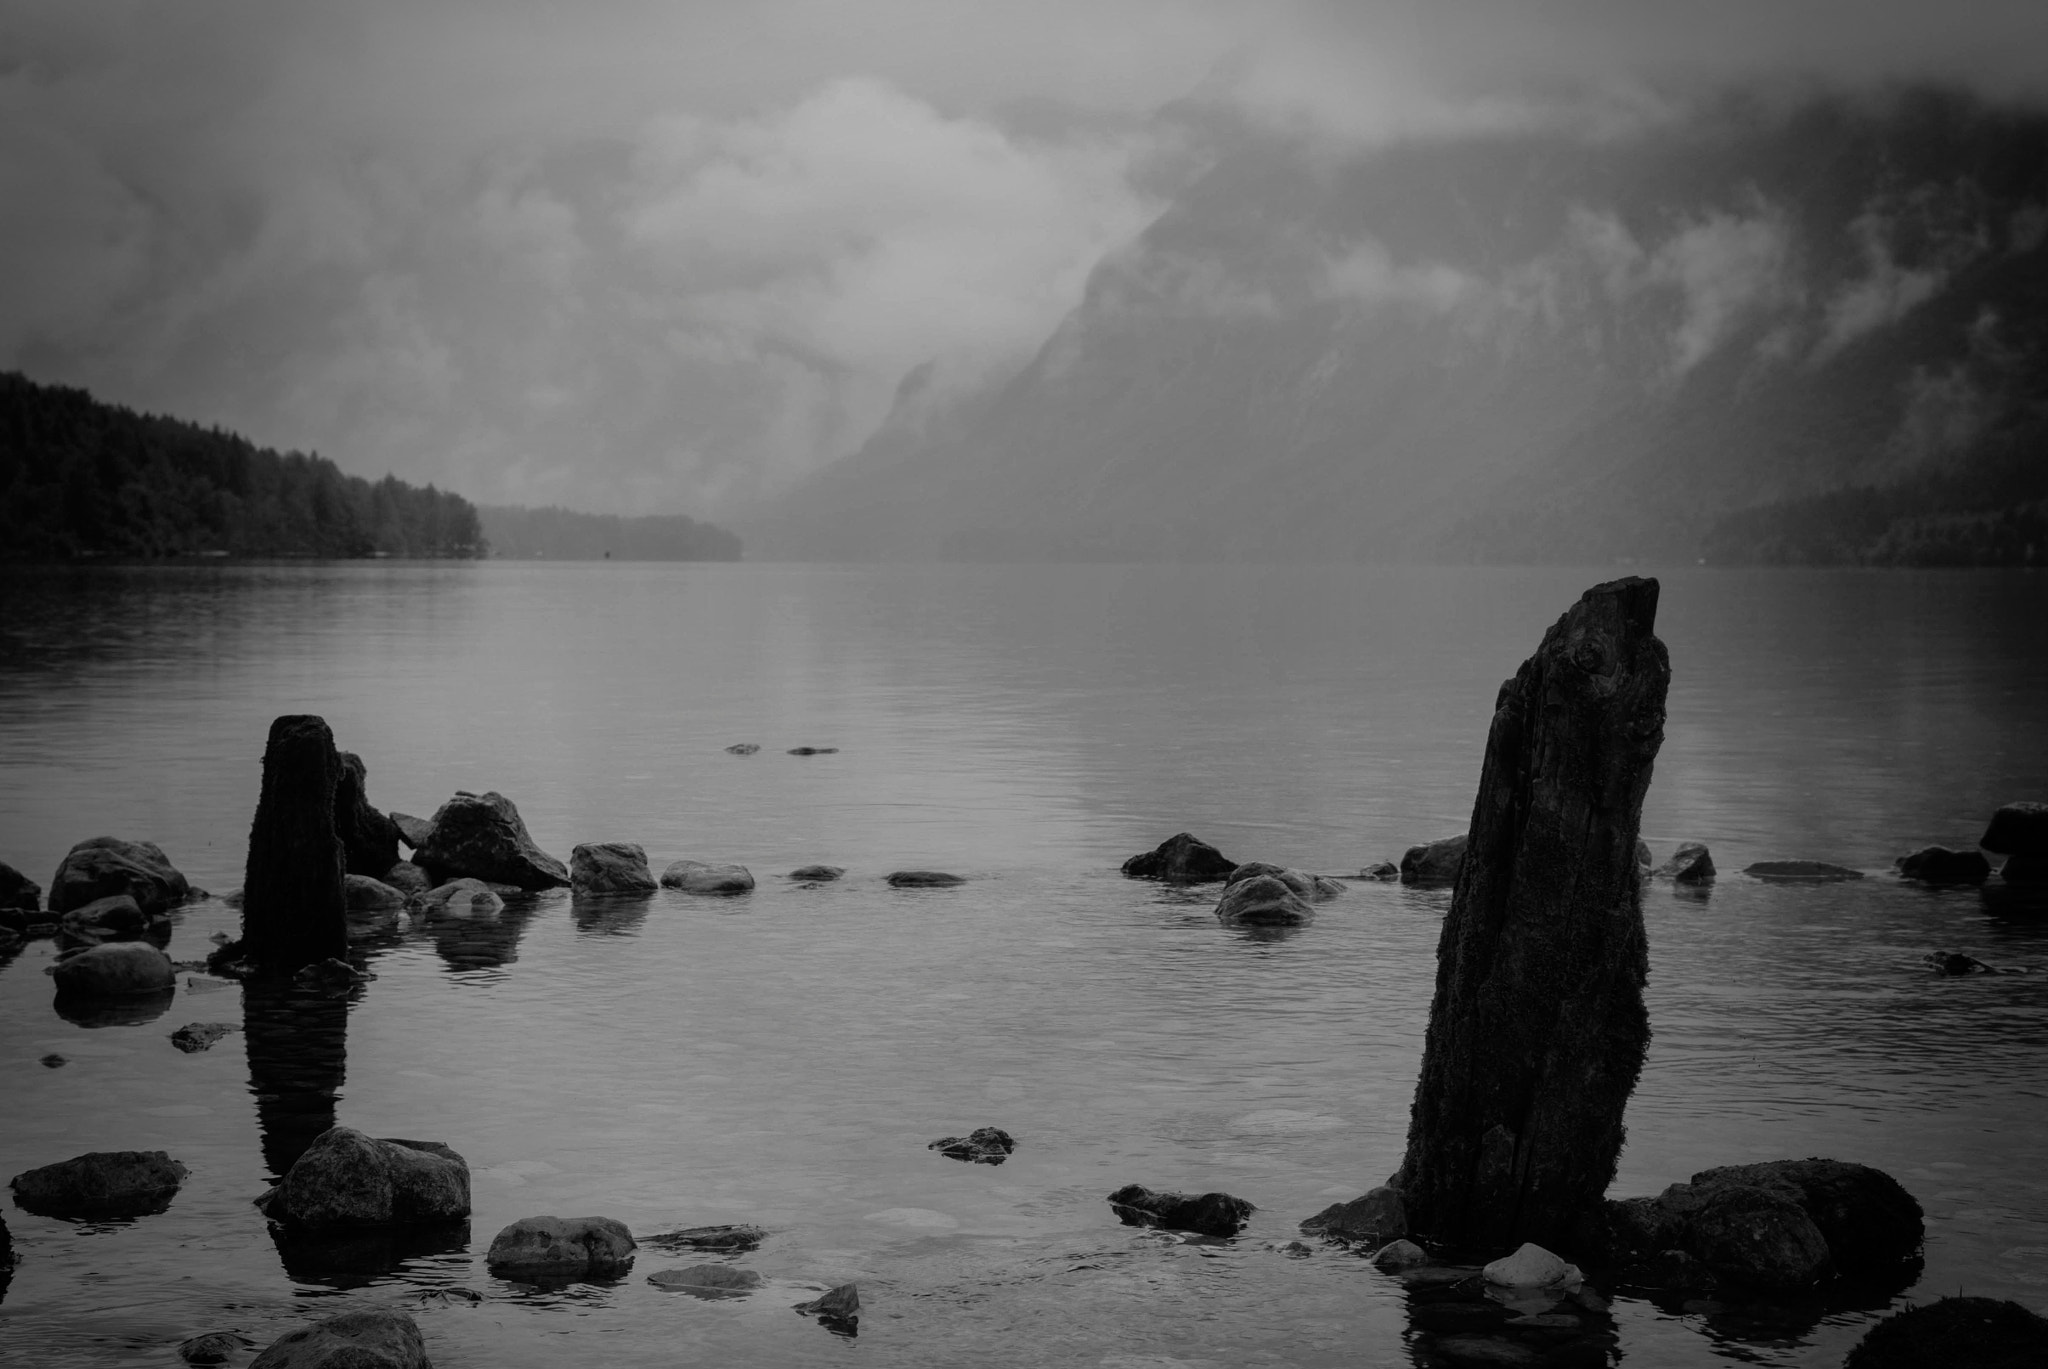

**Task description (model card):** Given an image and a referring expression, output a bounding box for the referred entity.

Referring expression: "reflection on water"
[270,1219,474,1291]
[0,563,2042,1368]
[52,986,177,1031]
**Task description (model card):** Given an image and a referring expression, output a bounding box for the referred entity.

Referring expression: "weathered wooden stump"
[241,715,348,970]
[1395,576,1670,1253]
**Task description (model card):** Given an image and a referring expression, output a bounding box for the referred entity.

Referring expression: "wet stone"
[789,865,845,882]
[177,1332,249,1365]
[929,1126,1016,1164]
[793,1281,860,1333]
[1743,861,1864,882]
[886,870,965,887]
[648,1263,762,1294]
[10,1149,188,1219]
[170,1022,237,1053]
[644,1223,768,1253]
[1107,1184,1254,1238]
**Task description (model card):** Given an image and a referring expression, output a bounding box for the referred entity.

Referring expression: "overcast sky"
[4,0,2045,516]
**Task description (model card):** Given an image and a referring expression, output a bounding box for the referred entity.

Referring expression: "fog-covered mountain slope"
[760,87,2048,564]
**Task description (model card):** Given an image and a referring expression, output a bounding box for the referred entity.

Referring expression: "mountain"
[478,505,741,560]
[0,372,486,559]
[760,87,2048,565]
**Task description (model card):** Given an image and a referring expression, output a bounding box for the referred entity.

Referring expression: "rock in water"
[343,875,408,911]
[1399,834,1468,885]
[644,1223,768,1252]
[388,812,434,849]
[885,870,964,887]
[1896,846,1991,884]
[1300,1186,1407,1245]
[485,1215,636,1278]
[1982,801,2048,883]
[1743,860,1863,882]
[1396,577,1669,1253]
[170,1022,237,1053]
[1107,1184,1255,1237]
[1483,1243,1580,1287]
[928,1127,1016,1164]
[259,1126,470,1231]
[1223,863,1345,900]
[1653,841,1716,883]
[333,752,401,877]
[48,837,191,916]
[420,879,505,917]
[50,941,176,997]
[571,843,658,894]
[414,791,569,890]
[10,1150,188,1219]
[793,1282,860,1330]
[0,860,41,911]
[648,1263,762,1293]
[241,716,349,971]
[789,864,845,882]
[382,861,430,894]
[1214,874,1316,926]
[248,1310,429,1369]
[1846,1296,2048,1369]
[1121,833,1238,883]
[59,893,155,943]
[660,860,756,894]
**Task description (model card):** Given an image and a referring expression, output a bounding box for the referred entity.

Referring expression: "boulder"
[177,1332,247,1365]
[1224,862,1345,900]
[648,1263,763,1294]
[1687,1159,1923,1277]
[1399,834,1467,885]
[258,1126,470,1231]
[1300,1186,1406,1245]
[419,879,505,918]
[1680,1185,1833,1291]
[241,716,350,970]
[928,1127,1015,1164]
[789,865,845,882]
[1108,1184,1255,1238]
[1121,833,1238,883]
[0,860,40,911]
[1213,874,1316,926]
[1998,854,2048,884]
[724,743,760,755]
[10,1149,188,1219]
[50,941,176,997]
[644,1223,767,1253]
[570,843,658,894]
[248,1310,429,1369]
[1635,839,1652,868]
[1742,861,1864,882]
[48,837,191,916]
[793,1282,860,1329]
[1846,1296,2048,1369]
[59,893,155,942]
[1652,842,1716,883]
[1897,845,1991,884]
[413,791,569,890]
[886,870,965,887]
[344,875,408,911]
[382,861,430,894]
[389,812,434,849]
[1358,862,1401,881]
[1980,802,2048,856]
[334,752,401,878]
[170,1022,237,1053]
[485,1215,636,1279]
[1371,1238,1431,1272]
[1483,1243,1580,1288]
[661,860,755,894]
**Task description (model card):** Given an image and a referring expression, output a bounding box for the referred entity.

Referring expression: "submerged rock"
[1108,1184,1255,1237]
[886,870,965,887]
[789,864,845,882]
[1399,834,1467,885]
[248,1310,429,1369]
[50,941,176,997]
[1928,951,1999,976]
[1846,1295,2048,1369]
[414,791,569,889]
[1357,862,1401,881]
[1300,1186,1406,1245]
[1652,842,1716,883]
[1121,833,1238,883]
[1214,875,1316,926]
[1743,861,1864,882]
[787,746,839,755]
[170,1021,237,1053]
[644,1223,767,1253]
[259,1126,470,1231]
[48,837,191,916]
[648,1263,762,1294]
[1896,845,1992,884]
[661,860,755,894]
[59,893,156,943]
[334,752,401,878]
[0,860,41,912]
[388,812,434,850]
[486,1215,636,1279]
[794,1282,861,1333]
[1224,862,1345,900]
[928,1127,1015,1164]
[420,879,505,918]
[571,842,658,895]
[724,743,760,755]
[10,1149,188,1219]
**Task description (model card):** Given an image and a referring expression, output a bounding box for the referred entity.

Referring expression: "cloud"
[1645,207,1799,373]
[1323,238,1478,314]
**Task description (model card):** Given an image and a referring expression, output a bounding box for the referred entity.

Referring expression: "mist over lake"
[1,560,2043,1367]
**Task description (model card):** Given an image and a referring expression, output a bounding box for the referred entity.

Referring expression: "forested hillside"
[0,372,485,559]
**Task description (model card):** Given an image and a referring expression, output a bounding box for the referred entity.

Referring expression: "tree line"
[0,372,486,560]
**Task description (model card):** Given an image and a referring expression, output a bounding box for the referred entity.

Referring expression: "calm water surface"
[0,562,2044,1367]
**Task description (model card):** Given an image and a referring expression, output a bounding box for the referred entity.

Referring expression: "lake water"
[1,561,2044,1368]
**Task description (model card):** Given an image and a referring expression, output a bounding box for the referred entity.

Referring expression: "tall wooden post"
[1395,577,1670,1253]
[241,714,349,970]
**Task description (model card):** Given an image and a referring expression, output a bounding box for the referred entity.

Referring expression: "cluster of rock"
[927,1127,1015,1165]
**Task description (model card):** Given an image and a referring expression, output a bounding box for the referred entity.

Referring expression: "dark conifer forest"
[0,372,486,559]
